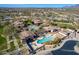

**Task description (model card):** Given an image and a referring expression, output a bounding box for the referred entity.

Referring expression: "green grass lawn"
[0,25,4,34]
[0,25,7,51]
[0,35,6,45]
[0,35,7,51]
[52,22,75,29]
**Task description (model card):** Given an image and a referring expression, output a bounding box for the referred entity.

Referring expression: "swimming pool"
[37,34,55,44]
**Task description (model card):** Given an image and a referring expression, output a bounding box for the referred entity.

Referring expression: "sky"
[0,4,76,8]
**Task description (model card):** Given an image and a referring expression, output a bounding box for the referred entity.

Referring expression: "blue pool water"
[37,35,54,44]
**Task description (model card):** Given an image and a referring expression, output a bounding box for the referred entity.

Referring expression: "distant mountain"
[64,5,79,8]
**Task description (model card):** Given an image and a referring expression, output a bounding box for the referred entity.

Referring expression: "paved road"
[36,38,79,55]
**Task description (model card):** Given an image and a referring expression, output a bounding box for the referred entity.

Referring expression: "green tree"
[24,19,33,26]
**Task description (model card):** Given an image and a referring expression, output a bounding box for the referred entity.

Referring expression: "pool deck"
[48,32,67,39]
[30,32,67,51]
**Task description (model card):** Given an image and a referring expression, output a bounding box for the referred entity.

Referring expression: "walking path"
[13,37,19,49]
[6,36,10,49]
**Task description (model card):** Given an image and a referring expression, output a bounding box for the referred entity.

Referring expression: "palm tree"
[74,29,77,38]
[67,33,70,38]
